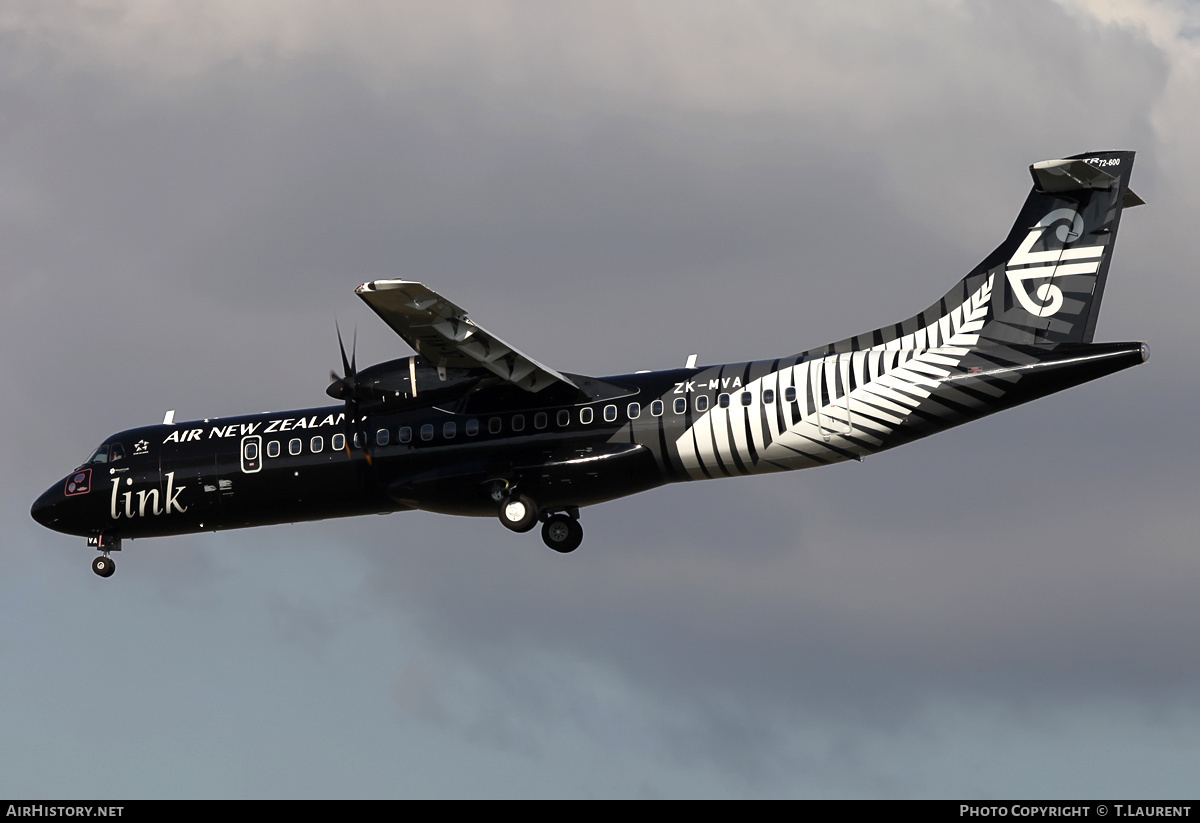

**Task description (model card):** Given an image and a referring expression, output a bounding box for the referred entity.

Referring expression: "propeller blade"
[336,321,353,382]
[332,322,370,464]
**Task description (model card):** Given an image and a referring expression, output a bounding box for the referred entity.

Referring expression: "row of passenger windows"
[261,389,802,457]
[265,435,344,458]
[714,387,798,406]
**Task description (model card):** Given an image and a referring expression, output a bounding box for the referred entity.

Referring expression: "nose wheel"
[92,555,116,578]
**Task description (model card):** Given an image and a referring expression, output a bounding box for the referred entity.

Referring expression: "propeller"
[329,322,372,465]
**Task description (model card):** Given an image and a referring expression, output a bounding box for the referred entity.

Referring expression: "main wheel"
[92,556,115,578]
[541,514,583,553]
[498,494,538,533]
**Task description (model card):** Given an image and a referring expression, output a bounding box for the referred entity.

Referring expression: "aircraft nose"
[31,485,61,528]
[33,470,99,536]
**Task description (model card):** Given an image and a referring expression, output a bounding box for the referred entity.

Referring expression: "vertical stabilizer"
[802,150,1141,357]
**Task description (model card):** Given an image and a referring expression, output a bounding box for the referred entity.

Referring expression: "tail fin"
[803,150,1142,356]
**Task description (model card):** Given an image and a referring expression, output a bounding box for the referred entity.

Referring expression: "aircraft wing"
[355,280,577,392]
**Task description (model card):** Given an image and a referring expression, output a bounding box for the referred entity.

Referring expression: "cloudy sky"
[3,0,1199,798]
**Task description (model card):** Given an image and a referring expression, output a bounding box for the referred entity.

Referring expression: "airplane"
[32,150,1149,578]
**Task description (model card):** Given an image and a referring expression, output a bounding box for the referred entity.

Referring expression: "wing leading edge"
[356,280,577,393]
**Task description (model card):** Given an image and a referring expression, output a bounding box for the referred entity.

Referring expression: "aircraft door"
[240,435,262,473]
[816,354,853,441]
[213,432,270,525]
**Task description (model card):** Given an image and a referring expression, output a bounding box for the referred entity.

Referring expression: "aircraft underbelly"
[386,440,664,516]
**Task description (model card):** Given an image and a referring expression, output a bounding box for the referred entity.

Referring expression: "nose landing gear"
[87,532,121,578]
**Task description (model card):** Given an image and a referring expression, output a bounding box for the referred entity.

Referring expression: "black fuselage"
[31,340,1145,545]
[31,369,681,540]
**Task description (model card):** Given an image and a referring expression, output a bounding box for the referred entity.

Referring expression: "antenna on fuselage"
[163,410,175,425]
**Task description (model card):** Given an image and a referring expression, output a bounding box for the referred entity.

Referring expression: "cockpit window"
[86,442,125,466]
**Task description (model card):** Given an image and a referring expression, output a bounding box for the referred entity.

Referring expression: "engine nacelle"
[327,356,484,411]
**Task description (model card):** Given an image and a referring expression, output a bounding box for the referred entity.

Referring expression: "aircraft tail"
[803,150,1143,356]
[669,152,1147,480]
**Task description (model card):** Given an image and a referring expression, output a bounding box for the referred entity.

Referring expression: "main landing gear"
[494,488,584,553]
[498,493,539,533]
[540,513,583,554]
[88,532,120,578]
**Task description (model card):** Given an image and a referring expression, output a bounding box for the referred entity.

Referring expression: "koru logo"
[1005,208,1104,318]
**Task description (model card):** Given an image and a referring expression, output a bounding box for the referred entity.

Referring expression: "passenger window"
[762,389,775,404]
[695,395,709,412]
[534,412,548,430]
[673,397,686,414]
[289,438,302,455]
[627,402,641,419]
[651,400,664,417]
[741,392,753,406]
[557,410,570,427]
[784,386,797,403]
[718,393,730,409]
[267,440,280,458]
[332,434,345,452]
[244,442,258,461]
[420,424,434,441]
[580,407,593,424]
[443,422,456,438]
[311,436,323,453]
[603,405,617,422]
[399,426,412,444]
[353,432,361,449]
[512,414,525,432]
[466,419,479,436]
[488,417,502,434]
[376,428,390,447]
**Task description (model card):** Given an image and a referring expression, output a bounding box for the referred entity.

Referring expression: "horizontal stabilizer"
[1032,156,1144,207]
